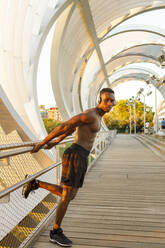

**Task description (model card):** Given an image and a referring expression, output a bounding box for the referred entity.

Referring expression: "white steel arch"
[88,65,164,107]
[0,0,165,139]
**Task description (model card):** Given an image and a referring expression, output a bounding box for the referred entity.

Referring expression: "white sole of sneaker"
[49,238,72,247]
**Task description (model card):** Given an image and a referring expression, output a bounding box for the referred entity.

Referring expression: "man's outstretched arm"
[31,111,95,153]
[45,128,76,150]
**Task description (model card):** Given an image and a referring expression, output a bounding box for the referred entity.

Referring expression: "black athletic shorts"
[61,143,90,188]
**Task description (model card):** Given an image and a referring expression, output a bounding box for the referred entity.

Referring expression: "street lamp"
[137,88,152,134]
[146,76,163,133]
[153,78,163,133]
[128,96,136,135]
[154,86,158,133]
[126,98,134,135]
[133,95,140,135]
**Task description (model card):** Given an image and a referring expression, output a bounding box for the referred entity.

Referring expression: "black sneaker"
[22,175,39,199]
[49,228,72,247]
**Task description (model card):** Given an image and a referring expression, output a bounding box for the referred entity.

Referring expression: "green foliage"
[103,99,154,133]
[59,142,72,158]
[43,118,63,134]
[42,118,71,158]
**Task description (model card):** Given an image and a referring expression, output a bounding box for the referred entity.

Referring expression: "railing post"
[55,145,61,185]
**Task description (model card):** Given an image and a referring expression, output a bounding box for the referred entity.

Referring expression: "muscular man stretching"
[22,88,116,247]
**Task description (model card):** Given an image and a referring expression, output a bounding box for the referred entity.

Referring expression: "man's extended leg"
[22,176,62,199]
[38,181,62,196]
[49,185,78,247]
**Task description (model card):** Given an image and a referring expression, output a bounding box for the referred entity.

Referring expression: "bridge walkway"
[31,134,165,248]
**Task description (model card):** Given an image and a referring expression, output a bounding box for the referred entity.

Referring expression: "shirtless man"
[22,88,115,247]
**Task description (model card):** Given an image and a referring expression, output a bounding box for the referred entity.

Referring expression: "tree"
[43,118,63,134]
[103,99,154,133]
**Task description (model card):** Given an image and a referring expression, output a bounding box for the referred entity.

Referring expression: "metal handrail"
[0,137,74,159]
[0,141,40,150]
[0,147,32,159]
[0,136,73,150]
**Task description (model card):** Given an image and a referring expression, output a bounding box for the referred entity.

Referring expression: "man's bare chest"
[90,118,101,132]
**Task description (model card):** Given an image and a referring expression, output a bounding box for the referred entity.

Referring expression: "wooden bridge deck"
[31,134,165,248]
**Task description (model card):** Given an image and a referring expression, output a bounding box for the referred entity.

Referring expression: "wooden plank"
[32,239,165,248]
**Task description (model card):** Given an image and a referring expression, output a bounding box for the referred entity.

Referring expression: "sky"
[114,80,163,112]
[37,9,165,111]
[37,25,56,108]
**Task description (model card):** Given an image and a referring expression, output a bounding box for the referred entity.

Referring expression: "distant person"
[161,118,165,131]
[22,88,116,247]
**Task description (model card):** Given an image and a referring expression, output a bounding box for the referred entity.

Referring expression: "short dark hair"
[99,88,114,103]
[100,88,114,95]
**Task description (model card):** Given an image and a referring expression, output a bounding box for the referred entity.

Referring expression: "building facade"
[47,106,62,121]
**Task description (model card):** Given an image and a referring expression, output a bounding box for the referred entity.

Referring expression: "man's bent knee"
[70,188,78,201]
[61,185,78,202]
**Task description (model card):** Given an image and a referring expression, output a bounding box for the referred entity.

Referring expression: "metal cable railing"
[0,162,61,199]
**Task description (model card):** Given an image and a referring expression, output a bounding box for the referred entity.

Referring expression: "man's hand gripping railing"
[0,136,73,159]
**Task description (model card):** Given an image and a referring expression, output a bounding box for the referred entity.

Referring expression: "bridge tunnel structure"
[0,0,165,141]
[1,0,165,246]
